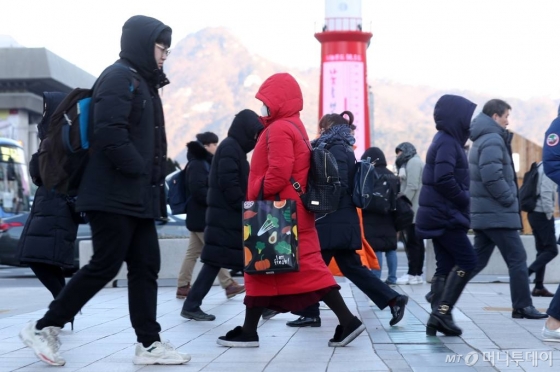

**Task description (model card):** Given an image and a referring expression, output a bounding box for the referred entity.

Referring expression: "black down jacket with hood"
[18,92,79,268]
[201,110,263,270]
[75,16,171,220]
[361,147,400,252]
[185,141,213,232]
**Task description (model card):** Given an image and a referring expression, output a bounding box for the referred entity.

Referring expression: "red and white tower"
[315,0,372,158]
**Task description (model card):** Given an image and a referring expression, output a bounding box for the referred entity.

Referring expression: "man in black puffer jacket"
[19,15,190,366]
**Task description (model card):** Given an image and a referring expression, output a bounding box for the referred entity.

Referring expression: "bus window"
[0,140,30,217]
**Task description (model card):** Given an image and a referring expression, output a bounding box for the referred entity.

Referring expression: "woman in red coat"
[217,73,364,348]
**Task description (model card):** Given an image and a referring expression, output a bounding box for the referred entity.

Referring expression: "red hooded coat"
[244,73,337,296]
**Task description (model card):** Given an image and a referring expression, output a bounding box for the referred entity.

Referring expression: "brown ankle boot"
[176,284,190,299]
[225,281,246,299]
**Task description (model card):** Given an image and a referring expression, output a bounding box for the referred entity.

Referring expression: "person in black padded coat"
[180,109,264,321]
[361,147,400,285]
[18,92,79,308]
[284,112,408,328]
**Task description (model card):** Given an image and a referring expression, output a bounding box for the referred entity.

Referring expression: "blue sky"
[1,0,559,100]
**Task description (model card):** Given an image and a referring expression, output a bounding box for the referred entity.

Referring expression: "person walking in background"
[18,92,79,324]
[395,142,425,285]
[415,94,478,336]
[180,110,263,321]
[361,147,399,286]
[284,115,407,329]
[527,161,558,297]
[540,103,560,341]
[176,132,244,300]
[19,15,190,366]
[468,98,546,320]
[217,73,365,348]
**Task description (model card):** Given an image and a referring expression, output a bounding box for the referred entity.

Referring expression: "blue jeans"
[371,250,397,283]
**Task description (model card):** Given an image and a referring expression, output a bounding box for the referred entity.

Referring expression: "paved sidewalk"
[0,278,559,371]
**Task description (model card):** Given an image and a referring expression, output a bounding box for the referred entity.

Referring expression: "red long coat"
[244,73,337,296]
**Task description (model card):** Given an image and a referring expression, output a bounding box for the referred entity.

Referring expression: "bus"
[0,138,31,217]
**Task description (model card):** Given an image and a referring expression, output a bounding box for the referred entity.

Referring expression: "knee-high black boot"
[426,266,470,336]
[428,275,446,311]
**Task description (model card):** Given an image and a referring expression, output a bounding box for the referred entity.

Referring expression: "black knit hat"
[196,132,219,145]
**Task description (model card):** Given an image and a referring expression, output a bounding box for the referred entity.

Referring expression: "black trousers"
[39,212,162,345]
[294,249,399,317]
[404,223,425,276]
[528,212,559,284]
[182,262,220,312]
[472,228,532,309]
[432,229,478,277]
[29,262,66,299]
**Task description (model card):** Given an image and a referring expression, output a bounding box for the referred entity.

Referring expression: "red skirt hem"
[243,285,340,313]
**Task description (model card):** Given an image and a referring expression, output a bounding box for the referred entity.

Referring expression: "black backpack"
[166,162,210,215]
[519,162,541,212]
[38,64,139,196]
[38,88,93,196]
[287,122,341,214]
[394,194,414,231]
[353,157,399,214]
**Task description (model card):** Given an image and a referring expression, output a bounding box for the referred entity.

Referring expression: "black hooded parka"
[200,110,263,270]
[75,16,171,220]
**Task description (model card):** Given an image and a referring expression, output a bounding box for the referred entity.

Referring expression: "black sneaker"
[180,308,216,321]
[389,295,408,326]
[261,309,279,320]
[217,326,259,347]
[328,316,365,347]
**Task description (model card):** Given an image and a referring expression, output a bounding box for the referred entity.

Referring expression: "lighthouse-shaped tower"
[315,0,372,157]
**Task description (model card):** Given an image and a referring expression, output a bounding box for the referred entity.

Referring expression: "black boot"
[428,275,446,311]
[426,266,470,336]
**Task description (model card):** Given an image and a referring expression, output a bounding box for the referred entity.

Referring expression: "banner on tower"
[322,58,366,157]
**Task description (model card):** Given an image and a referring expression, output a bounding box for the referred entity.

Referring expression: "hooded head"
[255,73,303,126]
[119,15,172,88]
[433,94,477,145]
[361,147,387,167]
[38,92,67,140]
[228,109,264,153]
[395,142,417,169]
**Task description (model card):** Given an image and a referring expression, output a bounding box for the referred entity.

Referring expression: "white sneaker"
[409,275,424,285]
[396,274,412,285]
[133,341,191,365]
[542,325,560,342]
[19,321,65,366]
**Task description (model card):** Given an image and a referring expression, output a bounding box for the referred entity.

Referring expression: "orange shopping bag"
[328,208,379,276]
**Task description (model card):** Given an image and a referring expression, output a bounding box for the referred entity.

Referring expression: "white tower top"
[324,0,362,31]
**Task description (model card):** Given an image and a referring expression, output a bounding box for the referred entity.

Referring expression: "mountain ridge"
[163,27,560,166]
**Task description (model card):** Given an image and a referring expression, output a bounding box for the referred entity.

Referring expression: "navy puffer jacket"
[416,94,476,238]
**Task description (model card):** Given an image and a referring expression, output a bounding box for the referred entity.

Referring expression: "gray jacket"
[533,163,556,218]
[398,154,424,223]
[469,112,522,230]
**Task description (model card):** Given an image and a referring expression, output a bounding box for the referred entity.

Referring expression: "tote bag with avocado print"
[242,199,299,274]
